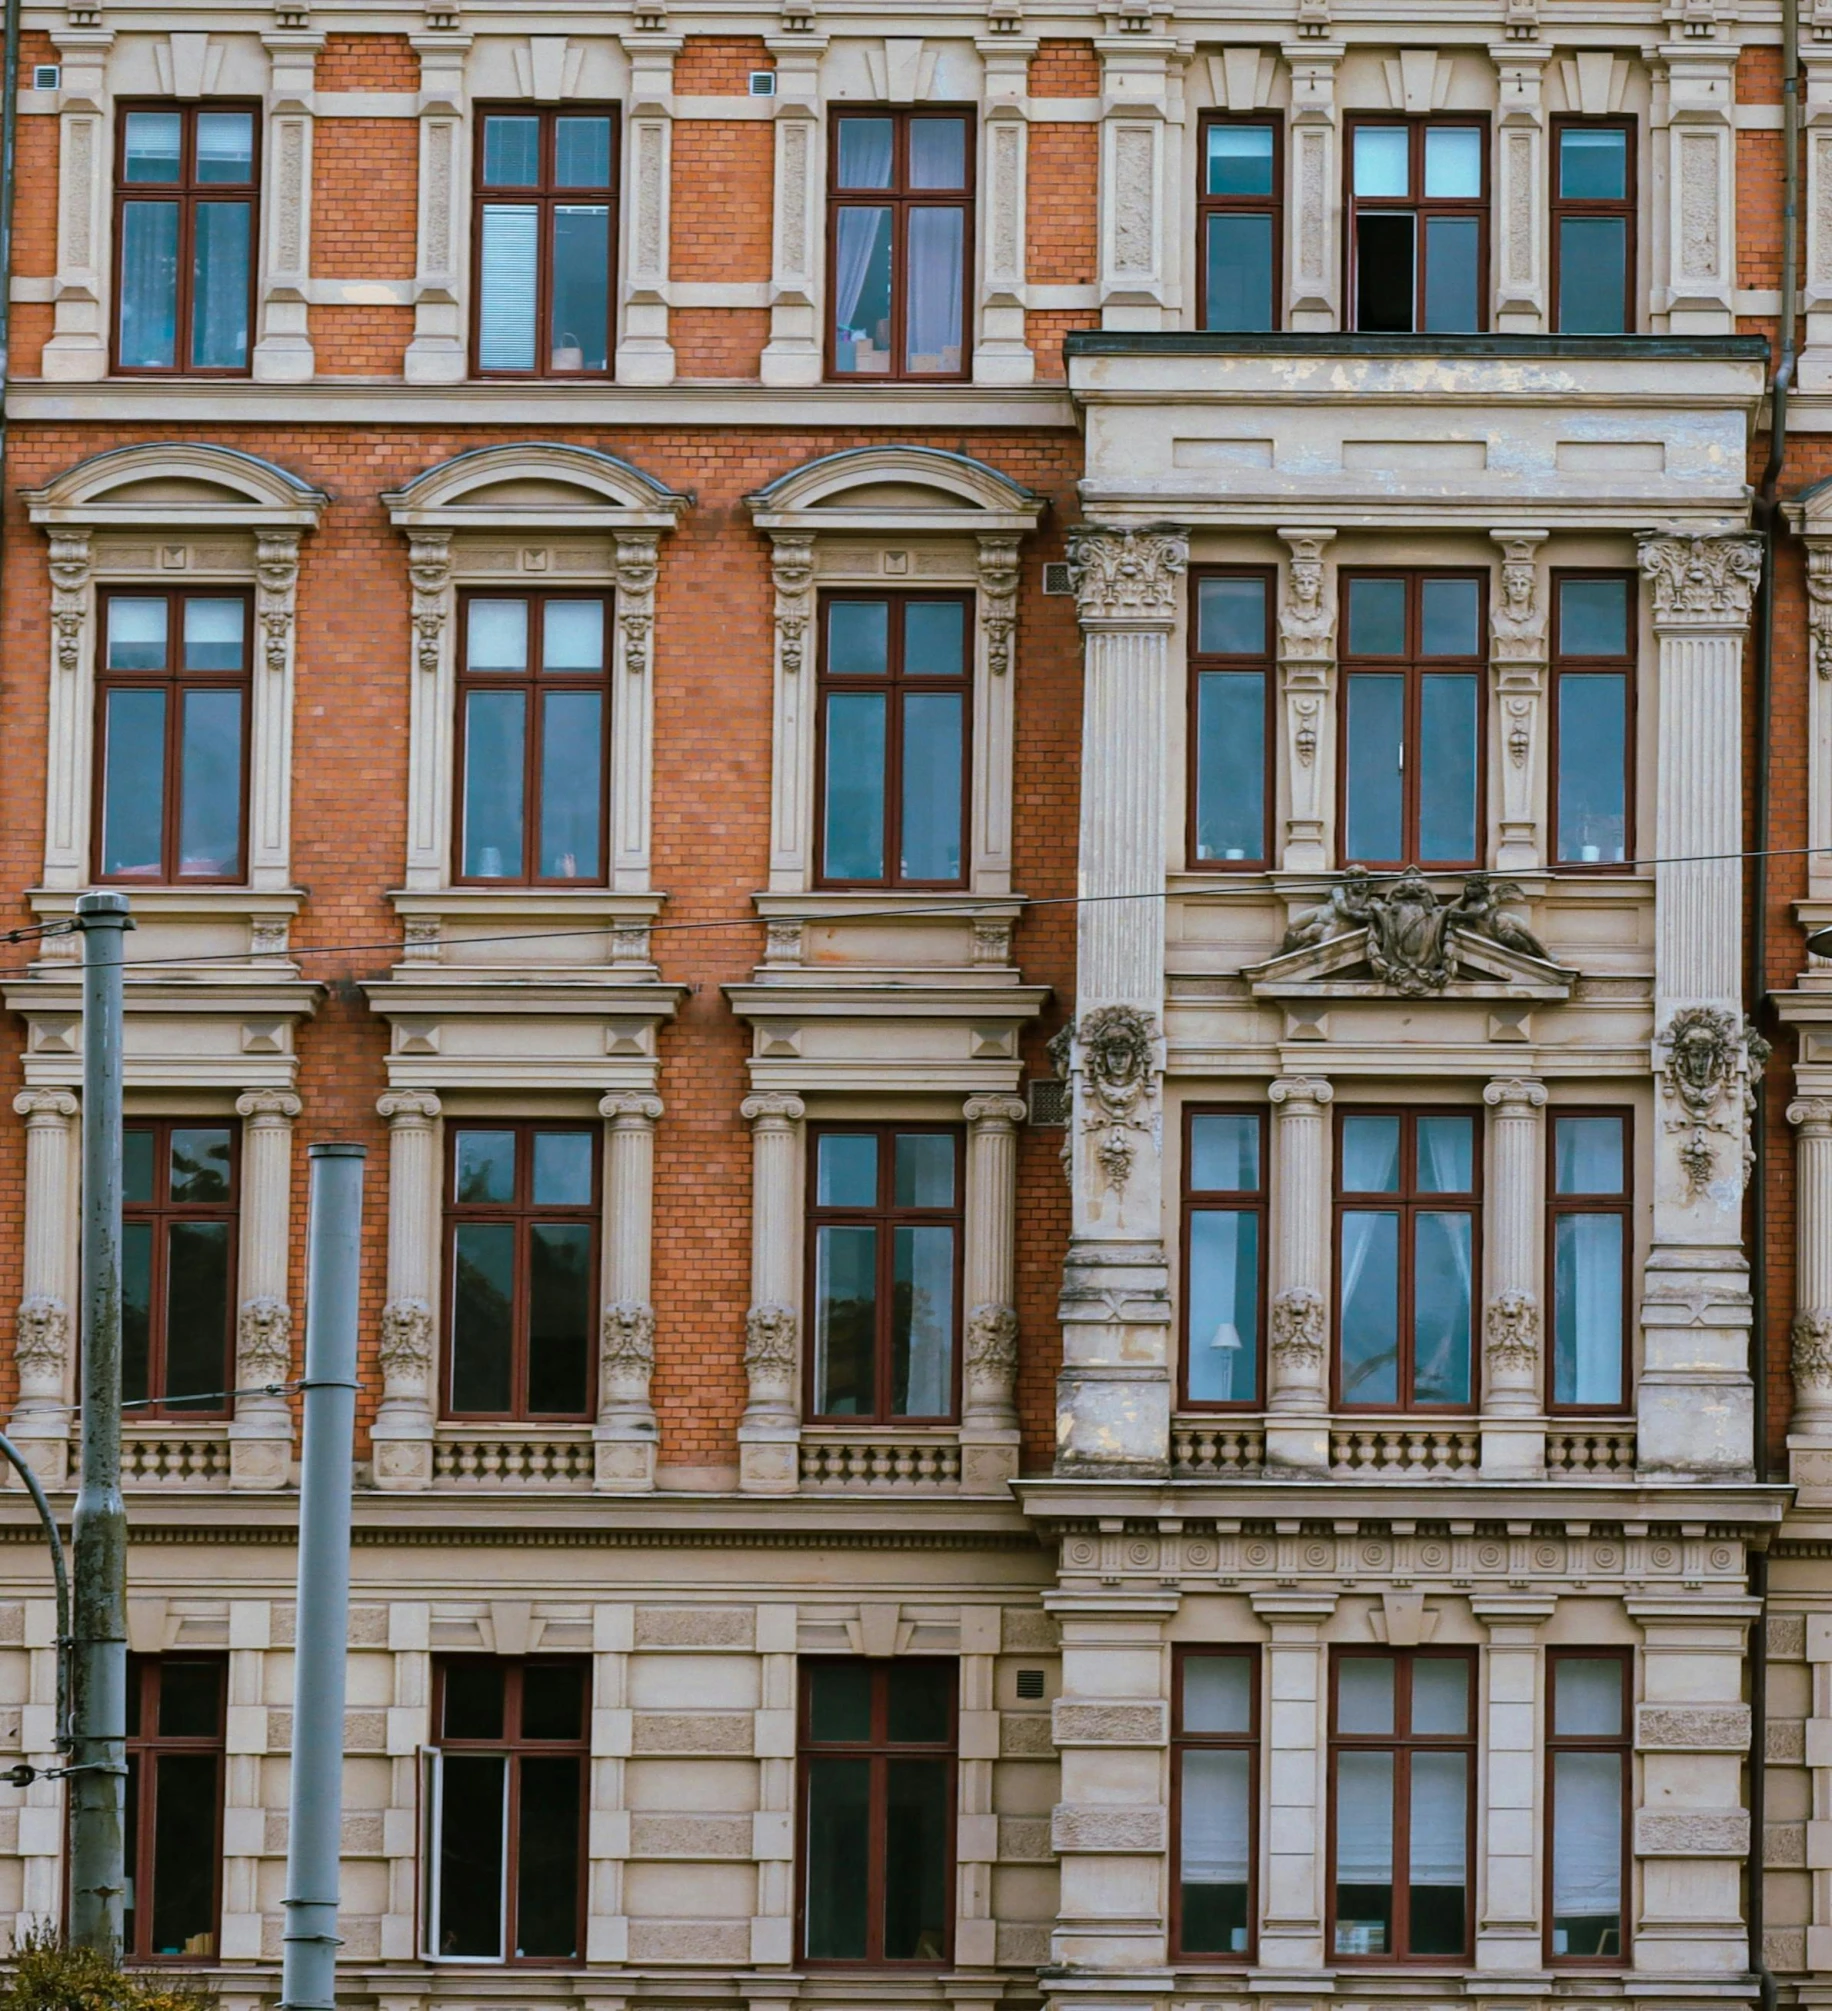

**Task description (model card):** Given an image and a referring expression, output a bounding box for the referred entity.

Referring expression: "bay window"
[1348,119,1487,332]
[1552,572,1634,868]
[1549,1111,1631,1410]
[123,1121,237,1417]
[1198,118,1280,331]
[1190,570,1273,868]
[1173,1649,1257,1958]
[1552,120,1634,334]
[1546,1651,1630,1962]
[1181,1108,1266,1407]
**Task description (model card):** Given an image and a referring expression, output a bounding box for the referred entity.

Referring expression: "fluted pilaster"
[962,1094,1026,1494]
[228,1090,301,1489]
[1791,1098,1832,1435]
[739,1092,805,1494]
[1265,1077,1332,1477]
[1481,1079,1548,1476]
[597,1093,663,1492]
[10,1089,78,1483]
[372,1090,441,1491]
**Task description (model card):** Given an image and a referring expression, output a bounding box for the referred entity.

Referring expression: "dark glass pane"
[1413,1211,1473,1404]
[1353,127,1409,197]
[890,1223,954,1416]
[1197,577,1268,655]
[1194,670,1266,861]
[806,1757,871,1957]
[900,690,963,880]
[1558,576,1630,658]
[1423,215,1479,332]
[437,1753,506,1957]
[191,202,251,369]
[119,202,180,368]
[1338,1656,1395,1733]
[451,1222,515,1414]
[543,600,604,670]
[1339,1211,1399,1405]
[1184,1654,1252,1733]
[123,1129,157,1204]
[550,205,610,371]
[1556,672,1627,863]
[149,1753,218,1956]
[102,686,167,878]
[157,1660,222,1737]
[1418,674,1478,861]
[814,1224,877,1415]
[164,1221,230,1407]
[1344,675,1403,861]
[532,1131,592,1206]
[1554,1213,1624,1406]
[1424,127,1482,197]
[177,687,244,877]
[1552,1750,1623,1956]
[482,115,541,185]
[808,1662,873,1742]
[1408,1750,1468,1954]
[182,599,244,670]
[455,1130,516,1204]
[108,597,168,671]
[1187,1211,1259,1403]
[817,1131,878,1207]
[1414,1115,1473,1192]
[469,599,529,671]
[1207,123,1275,196]
[195,112,255,183]
[904,600,965,674]
[909,118,967,189]
[1191,1113,1260,1191]
[122,1221,152,1408]
[514,1754,582,1957]
[1557,217,1627,333]
[1560,126,1627,200]
[537,688,603,877]
[1342,1116,1401,1192]
[1555,1116,1624,1193]
[1420,578,1480,656]
[1204,213,1274,332]
[1347,578,1406,655]
[1333,1748,1394,1954]
[832,207,893,372]
[521,1661,586,1741]
[822,691,887,878]
[123,111,182,183]
[478,205,540,369]
[894,1133,954,1207]
[828,602,890,675]
[443,1659,505,1739]
[1411,1656,1470,1733]
[463,689,527,878]
[1356,213,1414,331]
[884,1758,950,1958]
[1179,1747,1250,1953]
[887,1662,952,1742]
[555,117,612,187]
[837,117,895,188]
[527,1222,592,1414]
[905,207,965,373]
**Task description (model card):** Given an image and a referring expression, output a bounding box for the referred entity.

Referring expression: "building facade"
[0,0,1824,2007]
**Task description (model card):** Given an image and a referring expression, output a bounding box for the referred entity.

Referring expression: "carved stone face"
[1674,1022,1725,1095]
[1087,1017,1150,1091]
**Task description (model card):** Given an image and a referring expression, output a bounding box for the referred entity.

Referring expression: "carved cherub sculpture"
[1450,873,1549,961]
[1281,865,1375,953]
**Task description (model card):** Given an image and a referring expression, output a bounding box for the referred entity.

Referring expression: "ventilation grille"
[748,69,777,94]
[32,64,59,89]
[1042,560,1074,597]
[1015,1668,1047,1700]
[1027,1078,1070,1127]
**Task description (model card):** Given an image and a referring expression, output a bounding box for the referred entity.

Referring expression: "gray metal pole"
[279,1142,365,2011]
[69,888,130,1956]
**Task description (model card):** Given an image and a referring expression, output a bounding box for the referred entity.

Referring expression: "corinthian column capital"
[1068,524,1189,627]
[1636,529,1762,631]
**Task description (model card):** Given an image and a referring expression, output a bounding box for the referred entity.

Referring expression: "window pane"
[1342,1116,1401,1191]
[124,1130,157,1205]
[1207,124,1275,196]
[555,116,612,188]
[1181,1749,1250,1952]
[528,1221,592,1414]
[806,1758,871,1957]
[1411,1658,1469,1734]
[1415,1116,1473,1192]
[1195,673,1266,862]
[478,205,540,369]
[1552,1751,1623,1956]
[550,205,610,371]
[1333,1749,1394,1955]
[894,1134,955,1208]
[1556,673,1628,863]
[1338,1656,1395,1733]
[1184,1654,1252,1734]
[455,1130,516,1204]
[833,207,893,372]
[1347,578,1406,655]
[1198,577,1268,655]
[165,1221,230,1406]
[829,601,889,675]
[515,1755,582,1958]
[108,597,169,670]
[1558,577,1630,657]
[1556,1117,1624,1193]
[905,207,964,373]
[1413,1211,1473,1404]
[101,688,168,877]
[910,118,967,189]
[1423,127,1482,198]
[1191,1114,1260,1191]
[462,689,527,879]
[1345,676,1404,862]
[814,1224,877,1415]
[1554,1213,1624,1406]
[543,600,605,671]
[191,202,251,369]
[822,691,887,879]
[150,1753,218,1956]
[119,202,180,368]
[169,1128,231,1205]
[1558,217,1627,334]
[1555,1658,1624,1736]
[123,111,182,183]
[818,1132,878,1207]
[443,1660,505,1739]
[1204,213,1274,333]
[900,690,963,879]
[177,688,243,878]
[123,1220,152,1407]
[1408,1750,1468,1954]
[532,1132,592,1207]
[810,1664,874,1742]
[1340,1211,1400,1405]
[470,599,530,670]
[1423,216,1480,332]
[157,1660,222,1737]
[838,118,896,187]
[537,689,603,878]
[1420,578,1480,656]
[891,1223,954,1416]
[1418,674,1478,861]
[437,1753,506,1957]
[1560,126,1628,201]
[904,600,965,674]
[182,598,244,670]
[482,115,540,185]
[888,1662,953,1742]
[450,1222,515,1414]
[1356,212,1415,330]
[1353,127,1410,197]
[1187,1210,1259,1403]
[522,1663,585,1740]
[884,1758,951,1958]
[195,112,254,183]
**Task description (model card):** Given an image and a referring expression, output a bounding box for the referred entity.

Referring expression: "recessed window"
[123,1121,238,1418]
[1181,1109,1267,1407]
[1190,570,1273,868]
[125,1656,226,1961]
[1552,120,1634,334]
[1552,572,1634,868]
[1198,118,1280,331]
[114,103,258,374]
[1348,120,1487,332]
[1549,1111,1631,1410]
[473,107,617,377]
[1173,1649,1258,1958]
[1546,1652,1630,1962]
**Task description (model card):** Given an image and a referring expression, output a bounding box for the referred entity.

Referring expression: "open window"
[1348,120,1487,332]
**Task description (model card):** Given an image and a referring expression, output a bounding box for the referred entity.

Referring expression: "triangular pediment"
[1243,924,1576,1000]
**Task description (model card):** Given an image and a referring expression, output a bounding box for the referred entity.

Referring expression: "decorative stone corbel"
[739,1092,806,1492]
[1489,529,1548,872]
[767,532,819,889]
[975,533,1021,677]
[407,531,454,677]
[1277,527,1335,872]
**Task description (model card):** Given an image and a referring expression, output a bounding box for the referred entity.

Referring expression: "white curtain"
[1558,1215,1623,1405]
[905,207,964,367]
[1339,1213,1398,1399]
[1552,1752,1622,1914]
[832,121,894,337]
[1180,1750,1249,1882]
[1407,1751,1468,1887]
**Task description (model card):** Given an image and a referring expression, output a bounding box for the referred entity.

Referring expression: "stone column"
[1254,1589,1339,1969]
[1637,531,1764,1478]
[1802,535,1832,899]
[616,34,679,384]
[1281,43,1343,329]
[40,21,112,381]
[739,1093,805,1494]
[974,44,1035,383]
[597,1093,662,1493]
[1266,1077,1332,1478]
[253,27,321,380]
[1655,46,1738,333]
[1471,1595,1556,1971]
[962,1095,1026,1495]
[227,1091,300,1490]
[9,1090,78,1484]
[372,1091,441,1491]
[1277,530,1335,873]
[1791,1098,1832,1440]
[1491,52,1550,331]
[1056,526,1186,1476]
[1096,42,1177,331]
[759,30,827,386]
[403,27,471,383]
[1482,1078,1547,1478]
[1489,529,1548,873]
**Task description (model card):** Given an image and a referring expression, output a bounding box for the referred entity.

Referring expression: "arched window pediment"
[22,442,327,532]
[383,442,692,534]
[746,445,1046,536]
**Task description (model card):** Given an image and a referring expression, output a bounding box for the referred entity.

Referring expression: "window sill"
[387,887,667,973]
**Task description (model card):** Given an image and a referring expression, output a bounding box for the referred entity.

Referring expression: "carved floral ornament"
[1050,1003,1159,1190]
[1068,524,1189,626]
[236,1296,294,1380]
[1657,1004,1769,1199]
[1484,1290,1540,1375]
[1277,867,1551,995]
[1636,528,1762,629]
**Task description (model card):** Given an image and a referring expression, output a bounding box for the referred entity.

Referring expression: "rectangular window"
[473,107,617,377]
[1182,1108,1266,1408]
[1551,572,1634,868]
[114,104,258,374]
[1549,1111,1631,1411]
[445,1123,597,1420]
[1546,1651,1629,1963]
[1552,119,1634,334]
[122,1121,238,1417]
[817,593,970,888]
[95,590,250,884]
[1173,1648,1257,1958]
[125,1656,225,1962]
[808,1126,962,1422]
[1190,570,1273,868]
[424,1658,589,1963]
[1330,1650,1475,1961]
[456,593,611,884]
[1339,571,1485,869]
[1198,117,1280,331]
[1335,1109,1479,1410]
[800,1659,955,1964]
[1348,120,1487,333]
[829,111,973,381]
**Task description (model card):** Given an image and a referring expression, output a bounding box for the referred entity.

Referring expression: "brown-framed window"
[1347,118,1487,332]
[828,109,973,380]
[1551,118,1635,334]
[445,1123,597,1420]
[799,1659,955,1964]
[125,1655,226,1961]
[1198,115,1281,331]
[1551,571,1635,869]
[816,592,971,889]
[1549,1110,1632,1411]
[455,592,612,884]
[1546,1650,1630,1963]
[423,1658,589,1963]
[122,1121,238,1418]
[472,106,617,377]
[114,102,258,375]
[95,588,251,885]
[1172,1647,1258,1958]
[1339,570,1485,869]
[1329,1648,1475,1961]
[807,1125,962,1421]
[1335,1109,1479,1410]
[1182,1108,1267,1408]
[1190,569,1274,868]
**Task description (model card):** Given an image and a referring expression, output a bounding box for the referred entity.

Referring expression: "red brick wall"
[316,32,419,92]
[674,35,772,94]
